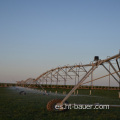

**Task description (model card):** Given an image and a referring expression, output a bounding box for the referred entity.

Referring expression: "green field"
[0,87,120,120]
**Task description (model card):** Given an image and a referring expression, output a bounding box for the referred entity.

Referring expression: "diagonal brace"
[102,64,120,83]
[108,61,120,78]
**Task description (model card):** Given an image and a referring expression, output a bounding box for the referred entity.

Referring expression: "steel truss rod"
[116,59,120,71]
[44,73,54,82]
[68,66,79,77]
[52,68,66,82]
[108,61,120,78]
[52,68,60,76]
[102,64,120,83]
[60,67,72,79]
[51,68,69,84]
[82,70,120,85]
[51,74,58,80]
[57,72,67,81]
[52,67,72,79]
[36,80,45,91]
[56,69,59,85]
[82,66,87,73]
[103,53,120,63]
[42,77,48,85]
[49,69,60,81]
[35,71,50,82]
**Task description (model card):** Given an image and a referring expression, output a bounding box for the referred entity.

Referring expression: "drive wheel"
[47,99,67,111]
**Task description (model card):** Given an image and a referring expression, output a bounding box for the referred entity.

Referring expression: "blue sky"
[0,0,120,83]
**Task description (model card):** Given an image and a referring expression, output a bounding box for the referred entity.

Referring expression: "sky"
[0,0,120,84]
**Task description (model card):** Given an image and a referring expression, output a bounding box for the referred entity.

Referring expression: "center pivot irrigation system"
[17,52,120,111]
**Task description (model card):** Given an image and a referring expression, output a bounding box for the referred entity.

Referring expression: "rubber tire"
[47,99,66,111]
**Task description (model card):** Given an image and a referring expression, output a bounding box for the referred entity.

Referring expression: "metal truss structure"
[61,53,120,104]
[18,53,120,88]
[17,78,35,86]
[17,52,120,111]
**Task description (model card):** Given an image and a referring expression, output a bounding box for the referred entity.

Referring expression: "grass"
[0,87,120,120]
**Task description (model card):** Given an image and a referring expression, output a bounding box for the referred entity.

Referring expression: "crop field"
[0,87,120,120]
